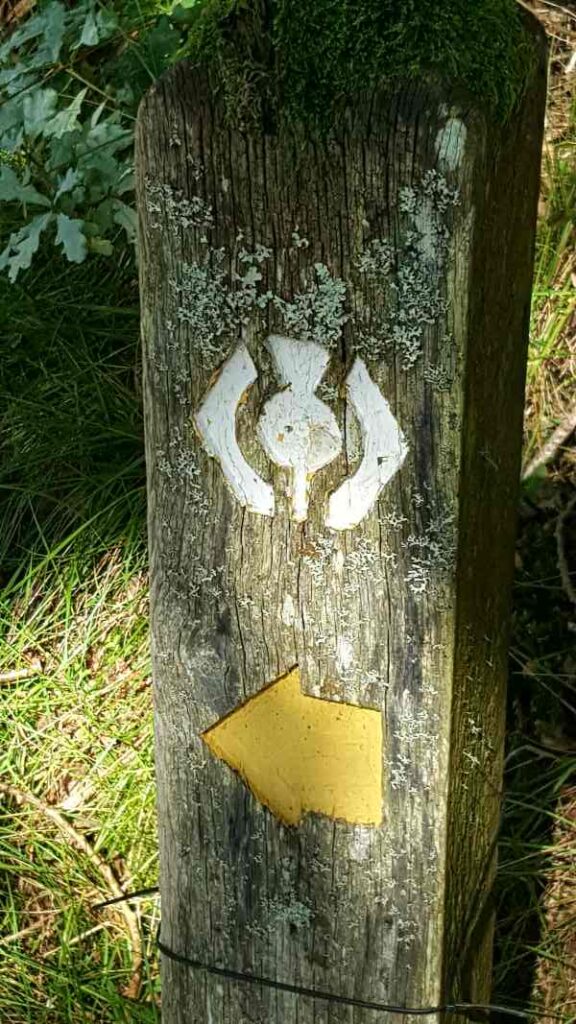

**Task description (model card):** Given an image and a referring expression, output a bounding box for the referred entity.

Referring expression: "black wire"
[90,887,554,1021]
[92,888,560,1022]
[92,886,159,909]
[156,931,536,1022]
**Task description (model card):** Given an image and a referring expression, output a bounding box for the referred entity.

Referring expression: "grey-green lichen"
[173,251,234,368]
[145,179,213,230]
[171,243,348,370]
[177,0,537,128]
[172,244,273,368]
[274,263,348,350]
[404,495,456,597]
[156,428,211,515]
[388,689,440,782]
[150,166,458,371]
[423,362,453,392]
[263,894,312,929]
[354,170,460,368]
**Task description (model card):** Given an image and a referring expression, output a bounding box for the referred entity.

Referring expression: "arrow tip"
[203,669,304,825]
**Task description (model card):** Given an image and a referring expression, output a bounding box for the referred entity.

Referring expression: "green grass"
[0,547,159,1022]
[0,243,144,575]
[0,242,158,1021]
[523,79,576,468]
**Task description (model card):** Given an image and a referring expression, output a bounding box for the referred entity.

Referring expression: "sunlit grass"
[523,6,575,470]
[0,543,159,1021]
[0,238,158,1021]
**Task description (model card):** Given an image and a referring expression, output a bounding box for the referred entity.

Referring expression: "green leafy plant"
[0,0,183,279]
[0,0,539,280]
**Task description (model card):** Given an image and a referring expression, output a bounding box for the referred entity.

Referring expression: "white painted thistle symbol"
[258,336,342,522]
[195,336,408,531]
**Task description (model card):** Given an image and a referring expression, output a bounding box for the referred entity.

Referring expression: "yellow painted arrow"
[202,667,383,827]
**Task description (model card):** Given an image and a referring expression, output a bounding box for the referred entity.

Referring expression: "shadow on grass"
[493,470,576,1019]
[0,248,146,589]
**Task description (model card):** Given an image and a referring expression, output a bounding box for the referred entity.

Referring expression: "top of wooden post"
[175,0,542,129]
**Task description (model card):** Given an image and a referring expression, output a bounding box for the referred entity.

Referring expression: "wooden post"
[136,16,546,1022]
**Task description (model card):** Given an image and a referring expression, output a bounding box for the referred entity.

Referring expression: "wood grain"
[136,19,546,1021]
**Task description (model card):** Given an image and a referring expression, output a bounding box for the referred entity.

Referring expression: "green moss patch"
[179,0,537,127]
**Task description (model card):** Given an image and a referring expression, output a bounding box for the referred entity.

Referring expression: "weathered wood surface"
[136,19,546,1023]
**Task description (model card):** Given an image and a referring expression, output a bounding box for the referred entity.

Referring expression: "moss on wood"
[178,0,537,127]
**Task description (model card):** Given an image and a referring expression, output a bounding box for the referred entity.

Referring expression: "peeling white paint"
[336,636,355,675]
[350,826,374,862]
[326,359,408,531]
[281,593,296,627]
[412,197,437,263]
[345,402,362,461]
[334,549,345,574]
[258,335,342,522]
[435,118,467,173]
[195,344,274,516]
